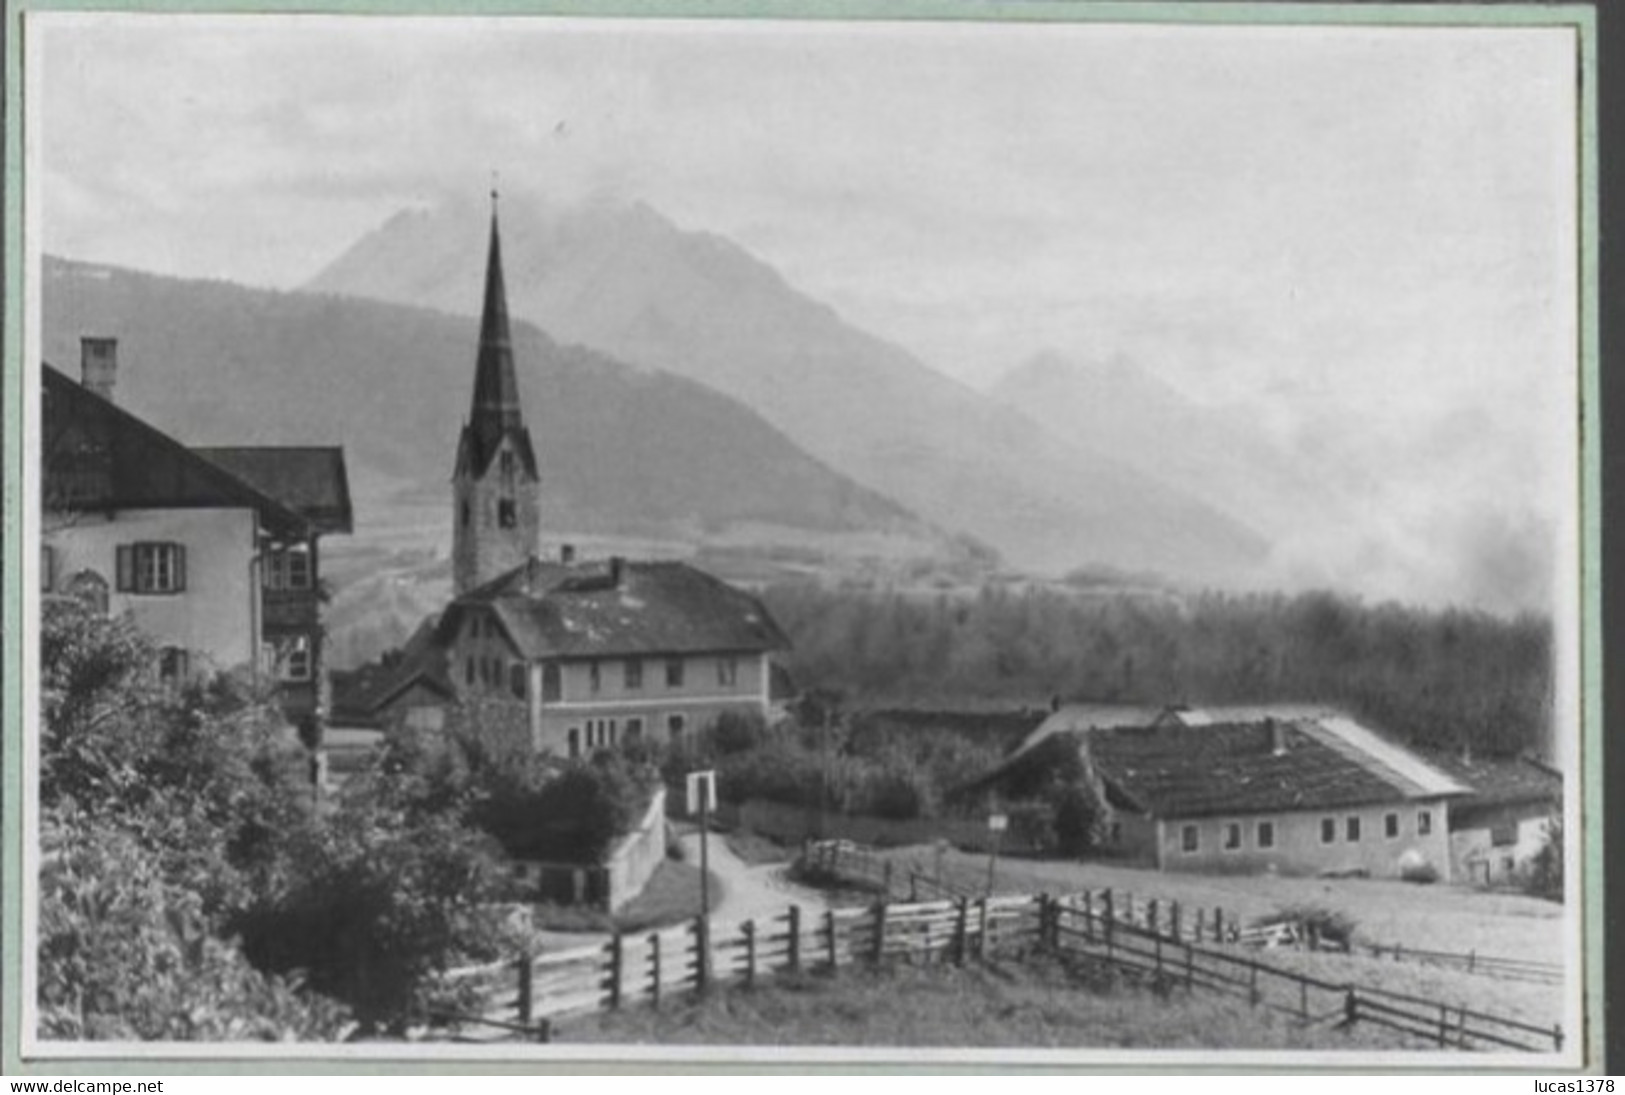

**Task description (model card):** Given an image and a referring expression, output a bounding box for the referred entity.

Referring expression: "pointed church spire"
[469,191,523,437]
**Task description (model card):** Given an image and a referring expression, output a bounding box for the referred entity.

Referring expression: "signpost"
[986,811,1007,895]
[686,769,717,986]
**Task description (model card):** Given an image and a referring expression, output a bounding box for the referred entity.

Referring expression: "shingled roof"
[1087,719,1470,819]
[446,557,790,659]
[194,447,354,534]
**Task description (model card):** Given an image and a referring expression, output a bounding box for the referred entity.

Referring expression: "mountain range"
[304,194,1267,585]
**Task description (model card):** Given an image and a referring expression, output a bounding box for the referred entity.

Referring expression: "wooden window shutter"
[174,544,187,592]
[115,544,134,591]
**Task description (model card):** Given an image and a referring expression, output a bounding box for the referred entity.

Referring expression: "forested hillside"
[762,584,1553,759]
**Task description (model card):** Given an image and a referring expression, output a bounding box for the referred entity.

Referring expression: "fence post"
[954,896,969,967]
[694,915,710,996]
[826,908,839,970]
[650,932,662,1009]
[1083,890,1095,944]
[1213,907,1222,944]
[1185,940,1194,992]
[872,899,887,964]
[1171,901,1182,944]
[1554,1024,1565,1052]
[883,860,894,898]
[788,905,802,972]
[1037,893,1051,951]
[977,897,990,959]
[744,919,757,988]
[1154,932,1163,978]
[1103,890,1115,949]
[1148,898,1159,936]
[608,931,623,1010]
[1344,989,1357,1028]
[517,950,533,1027]
[1195,907,1205,944]
[1248,959,1259,1007]
[1436,1004,1448,1048]
[1299,979,1308,1022]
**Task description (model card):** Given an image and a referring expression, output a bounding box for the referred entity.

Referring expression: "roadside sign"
[687,769,717,815]
[988,813,1008,832]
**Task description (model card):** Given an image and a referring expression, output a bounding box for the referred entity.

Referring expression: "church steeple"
[453,188,542,595]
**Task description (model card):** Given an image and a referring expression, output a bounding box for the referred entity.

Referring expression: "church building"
[369,197,791,755]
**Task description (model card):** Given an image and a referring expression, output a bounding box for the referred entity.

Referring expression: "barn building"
[367,197,792,751]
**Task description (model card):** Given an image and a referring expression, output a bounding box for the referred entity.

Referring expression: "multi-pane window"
[1223,822,1242,851]
[542,663,561,702]
[271,635,312,681]
[668,713,686,739]
[1345,816,1362,843]
[716,657,738,688]
[498,500,517,528]
[116,542,186,594]
[264,545,312,590]
[1385,813,1400,839]
[1180,824,1199,853]
[626,717,644,742]
[1320,818,1336,844]
[1418,810,1433,836]
[1256,821,1276,849]
[588,661,602,694]
[666,658,685,688]
[625,659,643,690]
[158,646,189,687]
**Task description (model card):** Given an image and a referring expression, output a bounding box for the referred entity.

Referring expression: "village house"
[366,198,792,754]
[1426,750,1563,887]
[974,703,1473,881]
[41,341,353,738]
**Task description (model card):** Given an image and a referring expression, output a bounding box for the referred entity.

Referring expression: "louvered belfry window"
[116,542,186,594]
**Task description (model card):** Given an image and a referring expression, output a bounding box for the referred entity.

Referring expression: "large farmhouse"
[367,200,792,752]
[975,703,1476,881]
[41,343,353,736]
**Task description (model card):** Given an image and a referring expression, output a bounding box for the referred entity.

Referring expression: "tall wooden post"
[694,915,710,995]
[1171,901,1182,944]
[744,920,757,987]
[649,932,662,1009]
[825,908,839,970]
[872,899,887,963]
[953,896,969,967]
[608,931,624,1010]
[788,905,802,972]
[1103,889,1115,949]
[517,950,534,1027]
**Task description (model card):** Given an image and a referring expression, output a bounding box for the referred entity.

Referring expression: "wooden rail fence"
[435,884,1561,1052]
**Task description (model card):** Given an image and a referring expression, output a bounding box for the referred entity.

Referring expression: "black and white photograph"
[16,6,1593,1067]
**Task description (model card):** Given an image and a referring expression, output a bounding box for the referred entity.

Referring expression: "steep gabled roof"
[42,364,309,538]
[446,558,790,660]
[1422,751,1562,811]
[194,446,354,534]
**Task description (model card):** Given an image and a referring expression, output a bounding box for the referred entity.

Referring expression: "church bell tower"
[452,191,541,595]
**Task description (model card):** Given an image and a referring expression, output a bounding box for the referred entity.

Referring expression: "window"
[717,657,738,688]
[1320,818,1336,844]
[498,499,516,528]
[466,657,475,686]
[264,545,312,590]
[158,646,189,686]
[588,661,602,694]
[1223,822,1242,851]
[1345,816,1361,843]
[271,635,312,681]
[1180,824,1199,853]
[607,720,618,746]
[625,659,643,690]
[625,717,644,743]
[1256,821,1276,849]
[40,545,56,592]
[1385,813,1400,839]
[1418,810,1433,836]
[1490,821,1518,847]
[666,658,685,688]
[542,663,561,702]
[116,542,186,594]
[510,663,526,699]
[65,570,109,614]
[567,728,580,759]
[668,713,686,739]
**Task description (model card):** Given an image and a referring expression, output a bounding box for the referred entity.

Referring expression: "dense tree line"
[762,583,1553,758]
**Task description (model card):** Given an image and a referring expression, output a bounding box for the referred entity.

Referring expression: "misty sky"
[30,13,1582,612]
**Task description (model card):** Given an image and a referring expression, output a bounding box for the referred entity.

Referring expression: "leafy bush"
[1523,814,1563,901]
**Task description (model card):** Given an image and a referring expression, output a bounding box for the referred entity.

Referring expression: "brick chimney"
[1267,717,1286,756]
[80,337,118,402]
